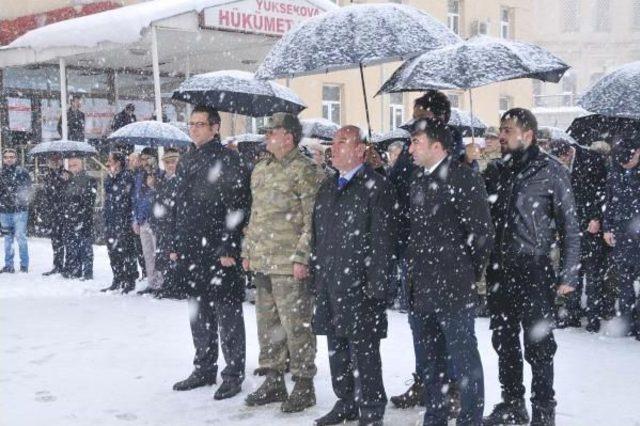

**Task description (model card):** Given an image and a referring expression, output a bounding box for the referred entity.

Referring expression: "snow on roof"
[5,0,338,51]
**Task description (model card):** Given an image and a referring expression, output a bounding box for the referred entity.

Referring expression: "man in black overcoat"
[169,106,251,401]
[406,118,494,426]
[547,139,608,331]
[311,125,397,426]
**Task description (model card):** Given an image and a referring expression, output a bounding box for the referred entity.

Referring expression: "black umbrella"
[172,70,306,117]
[301,118,341,142]
[107,121,191,148]
[29,140,97,158]
[567,114,640,146]
[578,61,640,120]
[378,36,569,138]
[255,3,460,136]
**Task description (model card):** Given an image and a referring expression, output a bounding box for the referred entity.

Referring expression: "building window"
[470,20,489,36]
[246,116,267,134]
[322,85,341,125]
[500,7,511,38]
[447,93,461,109]
[594,0,611,32]
[561,0,580,32]
[499,95,513,112]
[448,0,460,35]
[389,92,404,129]
[561,71,577,106]
[634,0,640,30]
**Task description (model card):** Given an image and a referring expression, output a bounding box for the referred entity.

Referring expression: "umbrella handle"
[469,89,476,144]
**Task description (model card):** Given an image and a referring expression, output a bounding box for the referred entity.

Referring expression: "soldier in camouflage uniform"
[242,113,322,413]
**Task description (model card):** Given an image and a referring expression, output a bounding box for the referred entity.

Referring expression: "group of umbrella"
[29,3,640,162]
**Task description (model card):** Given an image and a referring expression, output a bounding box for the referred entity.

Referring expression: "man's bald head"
[331,125,366,173]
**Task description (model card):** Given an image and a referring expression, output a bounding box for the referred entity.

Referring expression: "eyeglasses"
[187,121,211,128]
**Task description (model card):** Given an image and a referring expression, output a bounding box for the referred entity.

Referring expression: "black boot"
[1,266,15,273]
[483,399,529,425]
[390,373,424,408]
[245,371,288,406]
[173,371,216,391]
[100,282,120,292]
[281,377,316,413]
[42,268,60,276]
[137,287,156,296]
[531,403,555,426]
[314,399,358,426]
[213,379,242,400]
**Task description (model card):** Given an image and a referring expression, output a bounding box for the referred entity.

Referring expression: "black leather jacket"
[487,145,581,286]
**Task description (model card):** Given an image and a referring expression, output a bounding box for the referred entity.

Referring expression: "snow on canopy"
[578,61,640,120]
[108,120,191,147]
[255,3,461,79]
[5,0,338,51]
[378,35,570,94]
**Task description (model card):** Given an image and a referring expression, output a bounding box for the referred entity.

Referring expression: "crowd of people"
[0,89,639,426]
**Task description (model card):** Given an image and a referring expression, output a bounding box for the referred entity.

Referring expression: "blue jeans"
[410,308,484,426]
[65,233,93,278]
[0,211,29,269]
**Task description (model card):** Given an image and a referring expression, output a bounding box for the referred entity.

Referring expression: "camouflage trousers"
[254,273,317,379]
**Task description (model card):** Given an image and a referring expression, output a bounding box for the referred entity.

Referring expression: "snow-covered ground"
[1,238,639,426]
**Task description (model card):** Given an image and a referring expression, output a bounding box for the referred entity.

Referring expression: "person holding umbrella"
[41,154,68,276]
[170,105,251,401]
[603,138,640,340]
[483,108,580,426]
[311,125,397,426]
[61,157,96,280]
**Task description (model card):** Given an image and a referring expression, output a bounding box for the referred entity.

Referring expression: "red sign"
[201,0,328,37]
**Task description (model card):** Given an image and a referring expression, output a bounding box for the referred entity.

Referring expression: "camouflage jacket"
[242,148,322,275]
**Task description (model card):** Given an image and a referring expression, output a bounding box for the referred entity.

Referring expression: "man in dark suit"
[548,139,608,332]
[311,125,397,426]
[407,118,494,426]
[170,105,251,401]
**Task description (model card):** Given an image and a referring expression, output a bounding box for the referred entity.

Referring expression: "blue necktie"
[338,177,349,190]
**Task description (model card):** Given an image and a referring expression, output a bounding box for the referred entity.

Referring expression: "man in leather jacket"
[483,108,580,426]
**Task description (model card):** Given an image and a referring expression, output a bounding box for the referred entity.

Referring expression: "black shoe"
[314,400,359,426]
[42,268,60,276]
[358,419,382,426]
[253,367,269,376]
[556,318,581,329]
[586,317,601,333]
[531,404,555,426]
[137,287,156,296]
[245,372,288,406]
[1,266,15,273]
[19,266,28,273]
[483,399,529,425]
[121,283,136,294]
[173,371,217,391]
[213,379,242,400]
[390,373,424,408]
[100,283,120,292]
